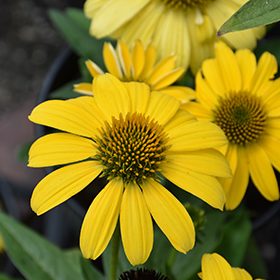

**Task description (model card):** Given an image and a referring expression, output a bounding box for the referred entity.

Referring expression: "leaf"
[0,212,103,280]
[218,0,280,36]
[0,274,22,280]
[48,8,114,69]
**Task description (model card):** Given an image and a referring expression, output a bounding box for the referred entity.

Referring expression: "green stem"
[167,247,177,270]
[110,222,120,280]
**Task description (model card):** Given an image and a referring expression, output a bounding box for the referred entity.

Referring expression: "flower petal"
[90,0,150,38]
[120,182,153,265]
[145,90,180,125]
[80,179,123,260]
[28,97,105,138]
[103,42,123,79]
[142,179,195,253]
[250,51,278,96]
[200,253,235,280]
[181,102,212,122]
[116,39,131,79]
[168,121,228,152]
[138,41,157,81]
[164,109,196,134]
[145,54,176,85]
[224,147,249,210]
[215,41,242,94]
[235,49,256,92]
[74,83,93,95]
[247,143,279,201]
[161,162,226,210]
[31,161,102,215]
[85,59,104,78]
[160,86,196,103]
[122,81,150,113]
[28,133,97,167]
[93,73,130,120]
[232,268,253,280]
[166,148,232,178]
[151,68,185,91]
[266,118,280,139]
[131,39,145,80]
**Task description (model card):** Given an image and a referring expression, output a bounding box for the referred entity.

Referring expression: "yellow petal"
[181,102,212,122]
[80,179,123,260]
[247,143,279,201]
[28,133,96,167]
[151,68,185,90]
[164,109,196,134]
[166,148,232,178]
[93,73,130,120]
[145,90,180,125]
[195,70,219,108]
[84,0,104,18]
[266,118,280,139]
[131,39,145,80]
[235,49,256,92]
[218,144,238,195]
[224,147,249,210]
[161,162,226,210]
[168,121,228,152]
[103,42,123,79]
[260,135,280,173]
[85,60,104,78]
[142,179,195,253]
[145,54,176,85]
[250,51,277,97]
[215,41,242,94]
[200,253,235,280]
[122,81,150,113]
[73,83,93,95]
[28,97,105,138]
[202,58,226,96]
[116,39,131,79]
[232,268,252,280]
[31,161,102,215]
[120,182,153,265]
[90,0,150,38]
[138,41,157,81]
[153,8,190,69]
[160,86,196,103]
[266,94,280,117]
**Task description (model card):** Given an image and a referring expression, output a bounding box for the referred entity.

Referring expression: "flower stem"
[110,222,120,280]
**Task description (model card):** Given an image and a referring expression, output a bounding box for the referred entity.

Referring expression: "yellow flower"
[198,253,265,280]
[183,41,280,210]
[28,74,231,265]
[74,39,195,103]
[83,0,265,74]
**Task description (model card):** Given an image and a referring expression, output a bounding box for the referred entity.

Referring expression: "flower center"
[213,93,266,146]
[94,112,170,184]
[159,0,213,9]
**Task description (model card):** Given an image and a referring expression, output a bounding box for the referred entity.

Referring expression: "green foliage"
[0,212,105,280]
[218,0,280,35]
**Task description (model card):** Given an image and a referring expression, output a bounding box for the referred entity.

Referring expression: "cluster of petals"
[84,0,265,73]
[28,73,231,265]
[183,41,280,210]
[74,39,195,103]
[199,253,265,280]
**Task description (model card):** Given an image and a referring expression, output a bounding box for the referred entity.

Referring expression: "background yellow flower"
[84,0,265,73]
[74,39,195,103]
[183,41,280,210]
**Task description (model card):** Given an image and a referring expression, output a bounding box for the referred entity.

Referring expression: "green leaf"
[48,8,114,69]
[218,0,280,36]
[0,212,103,280]
[17,141,33,163]
[66,8,91,32]
[0,274,22,280]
